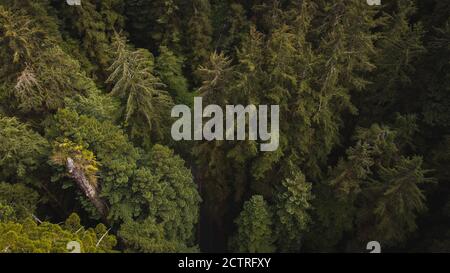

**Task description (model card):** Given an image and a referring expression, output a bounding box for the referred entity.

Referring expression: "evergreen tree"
[56,0,125,79]
[133,144,201,245]
[118,218,198,253]
[326,123,432,249]
[0,6,106,116]
[47,109,200,248]
[0,182,39,221]
[274,170,313,252]
[155,46,192,105]
[357,0,426,121]
[369,156,431,244]
[0,213,116,253]
[0,116,48,184]
[126,0,183,52]
[46,108,140,221]
[185,0,213,82]
[230,195,275,253]
[107,34,173,147]
[211,0,249,55]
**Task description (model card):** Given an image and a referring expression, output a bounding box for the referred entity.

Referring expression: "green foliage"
[197,51,233,103]
[46,108,139,221]
[107,34,173,146]
[274,170,314,252]
[194,1,381,251]
[0,116,48,183]
[0,213,116,253]
[64,86,120,122]
[155,46,192,105]
[327,123,433,248]
[185,0,213,80]
[17,46,89,113]
[0,6,99,115]
[47,109,200,249]
[51,139,100,187]
[0,203,15,222]
[135,145,201,243]
[357,0,427,122]
[0,182,39,221]
[211,0,249,55]
[118,218,197,253]
[0,0,447,253]
[230,195,275,253]
[56,0,125,79]
[370,156,431,244]
[118,144,201,252]
[419,16,450,129]
[0,6,43,76]
[125,0,183,52]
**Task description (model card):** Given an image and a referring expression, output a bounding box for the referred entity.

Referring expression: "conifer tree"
[326,123,432,248]
[0,116,48,184]
[356,0,426,122]
[274,170,313,252]
[210,0,249,56]
[369,156,431,244]
[0,6,43,79]
[46,108,140,221]
[0,6,106,116]
[47,109,200,248]
[230,195,275,253]
[107,34,173,147]
[56,0,125,79]
[155,46,192,105]
[133,144,201,245]
[185,0,213,82]
[118,218,198,253]
[126,0,183,52]
[0,182,39,221]
[0,213,116,253]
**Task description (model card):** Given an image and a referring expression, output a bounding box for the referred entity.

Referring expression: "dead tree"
[66,157,108,219]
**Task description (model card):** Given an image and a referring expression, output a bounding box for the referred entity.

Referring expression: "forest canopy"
[0,0,449,253]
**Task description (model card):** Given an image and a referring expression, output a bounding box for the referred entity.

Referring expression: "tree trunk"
[66,157,108,219]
